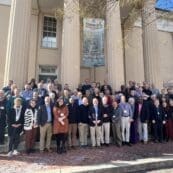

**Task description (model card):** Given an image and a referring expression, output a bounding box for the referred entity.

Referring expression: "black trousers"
[56,133,67,151]
[8,128,21,152]
[0,125,5,144]
[153,122,163,142]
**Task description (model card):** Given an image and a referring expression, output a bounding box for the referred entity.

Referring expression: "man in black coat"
[7,98,25,157]
[100,96,112,146]
[0,90,7,145]
[68,97,79,148]
[134,94,150,144]
[151,99,165,143]
[78,97,89,147]
[88,98,103,147]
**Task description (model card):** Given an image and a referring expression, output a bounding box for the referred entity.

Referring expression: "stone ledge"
[36,156,173,173]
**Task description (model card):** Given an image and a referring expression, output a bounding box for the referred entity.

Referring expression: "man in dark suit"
[38,96,53,152]
[135,94,150,144]
[7,98,25,157]
[151,99,165,143]
[88,98,103,147]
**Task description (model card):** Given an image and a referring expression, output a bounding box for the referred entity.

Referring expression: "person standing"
[7,98,25,157]
[24,99,38,154]
[135,95,150,144]
[88,98,103,148]
[100,96,112,146]
[111,99,123,147]
[129,97,139,144]
[119,95,133,146]
[53,98,68,154]
[151,99,165,143]
[38,96,53,153]
[162,101,169,142]
[7,88,26,112]
[78,97,89,147]
[68,97,78,149]
[0,90,7,145]
[20,83,33,103]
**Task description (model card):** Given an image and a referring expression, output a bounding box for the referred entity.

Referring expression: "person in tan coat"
[53,97,69,154]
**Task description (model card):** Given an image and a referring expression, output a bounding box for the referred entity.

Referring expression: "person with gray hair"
[111,99,123,147]
[7,98,25,157]
[38,96,53,153]
[128,97,138,144]
[119,95,133,146]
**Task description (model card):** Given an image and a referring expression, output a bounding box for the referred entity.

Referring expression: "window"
[42,16,57,48]
[39,66,58,82]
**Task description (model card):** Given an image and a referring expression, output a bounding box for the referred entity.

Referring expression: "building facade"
[0,0,173,90]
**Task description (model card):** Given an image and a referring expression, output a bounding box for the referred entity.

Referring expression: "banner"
[82,18,105,67]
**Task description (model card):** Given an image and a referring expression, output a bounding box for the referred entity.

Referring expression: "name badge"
[113,115,116,118]
[0,106,4,110]
[157,112,160,115]
[124,110,127,114]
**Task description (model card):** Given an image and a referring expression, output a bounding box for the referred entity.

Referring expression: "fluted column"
[4,0,32,89]
[28,9,39,81]
[106,1,125,91]
[61,0,80,90]
[142,0,162,88]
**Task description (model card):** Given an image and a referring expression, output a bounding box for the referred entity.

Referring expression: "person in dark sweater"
[151,99,165,143]
[100,96,112,146]
[111,99,123,147]
[81,79,92,95]
[0,90,7,145]
[135,95,150,144]
[7,98,25,157]
[78,97,89,147]
[162,101,169,142]
[88,98,103,147]
[68,97,79,148]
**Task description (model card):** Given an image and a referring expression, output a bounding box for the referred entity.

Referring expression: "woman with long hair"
[53,97,69,154]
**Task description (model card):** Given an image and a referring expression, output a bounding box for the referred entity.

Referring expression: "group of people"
[0,79,173,157]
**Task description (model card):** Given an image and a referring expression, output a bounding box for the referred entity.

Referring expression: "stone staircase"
[0,134,57,153]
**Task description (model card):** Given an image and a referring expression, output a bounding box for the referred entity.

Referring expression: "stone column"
[4,0,32,89]
[28,9,39,81]
[142,0,162,89]
[61,0,80,90]
[106,1,125,91]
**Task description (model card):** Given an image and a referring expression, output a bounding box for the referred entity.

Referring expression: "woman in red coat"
[53,97,69,154]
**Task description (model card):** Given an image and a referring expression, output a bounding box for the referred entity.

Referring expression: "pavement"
[0,141,173,173]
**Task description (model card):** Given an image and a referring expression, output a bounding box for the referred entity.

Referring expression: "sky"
[156,0,173,11]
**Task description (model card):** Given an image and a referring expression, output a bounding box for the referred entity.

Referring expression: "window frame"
[41,15,58,49]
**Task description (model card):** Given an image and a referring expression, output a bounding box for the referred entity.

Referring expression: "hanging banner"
[82,18,105,67]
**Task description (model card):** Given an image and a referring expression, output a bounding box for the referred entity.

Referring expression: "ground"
[0,141,173,173]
